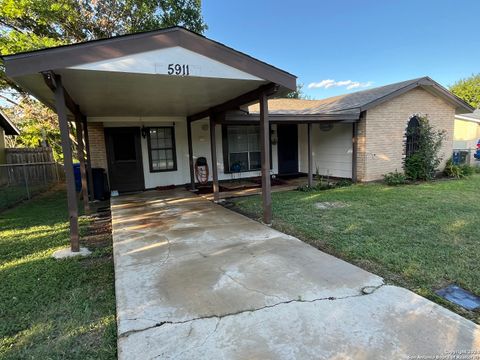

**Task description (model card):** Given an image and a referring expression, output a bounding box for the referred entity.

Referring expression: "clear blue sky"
[203,0,480,99]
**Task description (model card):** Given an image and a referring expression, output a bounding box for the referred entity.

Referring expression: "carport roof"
[2,26,296,117]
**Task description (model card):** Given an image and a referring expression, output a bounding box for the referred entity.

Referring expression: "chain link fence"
[0,162,62,211]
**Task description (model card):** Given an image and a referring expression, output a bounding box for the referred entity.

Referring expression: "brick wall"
[87,122,108,170]
[359,88,455,181]
[355,113,367,181]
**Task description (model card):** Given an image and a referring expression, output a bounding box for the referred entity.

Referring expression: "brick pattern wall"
[87,122,108,170]
[359,88,455,181]
[355,113,367,181]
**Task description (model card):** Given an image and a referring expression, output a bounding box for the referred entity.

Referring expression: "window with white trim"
[225,125,261,172]
[147,127,177,172]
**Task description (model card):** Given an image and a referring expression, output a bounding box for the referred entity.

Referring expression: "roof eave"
[359,77,474,114]
[0,110,20,136]
[3,27,296,91]
[225,111,360,123]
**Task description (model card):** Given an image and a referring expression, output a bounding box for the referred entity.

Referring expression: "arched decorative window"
[406,116,421,157]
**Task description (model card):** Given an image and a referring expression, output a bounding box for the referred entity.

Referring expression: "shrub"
[444,159,463,178]
[404,116,446,181]
[383,170,407,186]
[297,184,314,192]
[459,164,475,176]
[335,179,352,188]
[443,159,477,178]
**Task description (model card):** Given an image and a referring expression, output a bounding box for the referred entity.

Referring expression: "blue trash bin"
[73,163,81,192]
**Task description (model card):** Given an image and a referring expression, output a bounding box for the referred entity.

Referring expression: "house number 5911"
[167,64,190,76]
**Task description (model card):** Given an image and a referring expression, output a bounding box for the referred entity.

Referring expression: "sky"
[202,0,480,99]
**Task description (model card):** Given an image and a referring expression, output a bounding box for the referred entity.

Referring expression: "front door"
[105,127,144,193]
[277,124,299,175]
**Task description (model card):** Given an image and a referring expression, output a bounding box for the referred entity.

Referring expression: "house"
[88,77,473,187]
[453,109,480,165]
[0,27,473,249]
[0,109,20,164]
[244,78,473,182]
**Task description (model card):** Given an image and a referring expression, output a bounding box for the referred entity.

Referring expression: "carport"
[2,27,296,252]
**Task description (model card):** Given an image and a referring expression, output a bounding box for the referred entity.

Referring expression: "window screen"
[147,127,177,172]
[226,125,261,172]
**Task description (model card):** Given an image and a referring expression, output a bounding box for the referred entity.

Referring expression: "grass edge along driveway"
[0,188,117,359]
[231,175,480,324]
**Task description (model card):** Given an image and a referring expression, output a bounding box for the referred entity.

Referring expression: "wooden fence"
[3,147,58,186]
[6,147,54,164]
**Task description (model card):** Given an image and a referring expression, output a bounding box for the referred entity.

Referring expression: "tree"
[449,74,480,109]
[0,0,207,156]
[284,83,312,100]
[0,0,207,93]
[3,97,63,160]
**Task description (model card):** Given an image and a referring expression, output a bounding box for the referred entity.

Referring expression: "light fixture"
[141,125,148,138]
[319,123,334,132]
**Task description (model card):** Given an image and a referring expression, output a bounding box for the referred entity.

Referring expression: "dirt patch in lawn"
[82,202,112,249]
[314,201,349,210]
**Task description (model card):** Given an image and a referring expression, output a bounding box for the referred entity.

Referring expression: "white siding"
[191,119,278,182]
[298,123,353,178]
[70,46,263,80]
[95,117,278,188]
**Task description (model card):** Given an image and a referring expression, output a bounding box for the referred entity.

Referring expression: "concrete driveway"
[111,189,480,359]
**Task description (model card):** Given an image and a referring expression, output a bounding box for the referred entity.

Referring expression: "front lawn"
[231,175,480,323]
[0,188,117,359]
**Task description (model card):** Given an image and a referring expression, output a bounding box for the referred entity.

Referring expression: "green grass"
[0,188,116,359]
[232,175,480,323]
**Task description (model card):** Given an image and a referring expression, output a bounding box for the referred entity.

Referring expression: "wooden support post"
[187,118,196,191]
[307,123,313,187]
[53,74,79,252]
[352,122,358,183]
[209,116,219,202]
[74,115,89,212]
[82,118,94,200]
[259,92,272,225]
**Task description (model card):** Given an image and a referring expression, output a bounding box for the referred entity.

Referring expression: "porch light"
[141,125,148,138]
[319,123,334,132]
[270,129,278,145]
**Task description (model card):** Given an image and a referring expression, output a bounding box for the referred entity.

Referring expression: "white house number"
[167,64,190,76]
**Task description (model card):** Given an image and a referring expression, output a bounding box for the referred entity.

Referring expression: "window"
[147,127,177,172]
[113,133,136,161]
[224,125,261,172]
[406,116,420,157]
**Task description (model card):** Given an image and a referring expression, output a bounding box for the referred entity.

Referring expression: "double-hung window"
[225,125,261,172]
[147,127,177,172]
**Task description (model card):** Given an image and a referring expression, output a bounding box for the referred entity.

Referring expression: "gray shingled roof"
[248,77,473,116]
[308,78,424,113]
[456,109,480,121]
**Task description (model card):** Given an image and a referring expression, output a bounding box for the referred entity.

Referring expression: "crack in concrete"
[159,318,221,360]
[160,237,171,266]
[218,265,283,301]
[119,283,385,340]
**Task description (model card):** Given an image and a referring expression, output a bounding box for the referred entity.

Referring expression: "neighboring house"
[453,109,480,165]
[0,109,20,164]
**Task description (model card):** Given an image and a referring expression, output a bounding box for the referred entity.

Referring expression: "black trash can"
[92,168,110,201]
